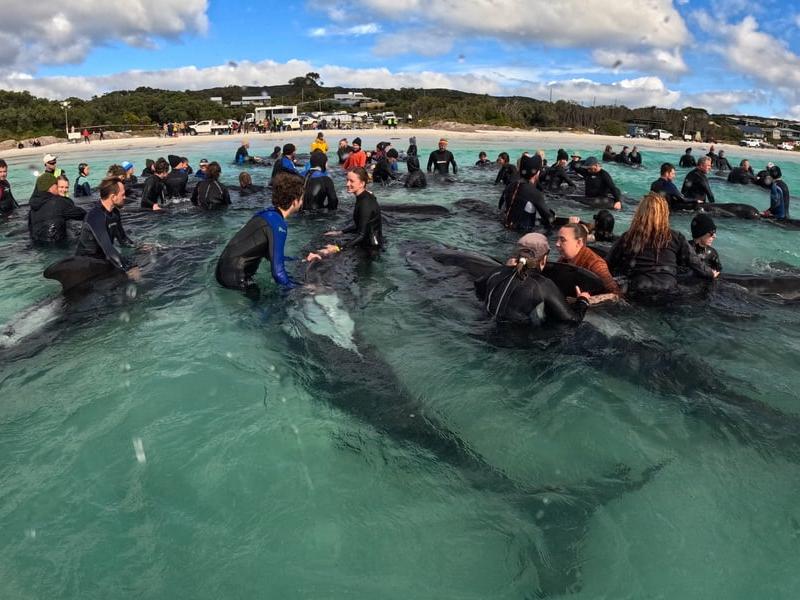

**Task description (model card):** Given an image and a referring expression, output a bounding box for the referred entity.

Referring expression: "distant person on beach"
[427,138,457,175]
[74,163,91,197]
[82,128,90,144]
[679,147,696,168]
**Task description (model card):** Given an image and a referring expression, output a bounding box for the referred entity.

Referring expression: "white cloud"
[310,23,381,37]
[682,90,767,114]
[374,29,455,57]
[592,48,688,76]
[0,0,208,72]
[519,76,682,109]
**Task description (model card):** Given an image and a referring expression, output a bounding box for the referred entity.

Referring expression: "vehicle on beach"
[188,120,231,135]
[778,141,795,151]
[647,129,673,140]
[627,126,646,138]
[740,139,762,148]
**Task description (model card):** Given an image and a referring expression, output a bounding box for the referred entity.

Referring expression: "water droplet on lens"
[269,365,276,372]
[280,396,287,403]
[536,510,545,520]
[119,311,130,323]
[122,363,131,371]
[225,352,233,359]
[25,528,36,539]
[132,437,146,463]
[126,284,137,299]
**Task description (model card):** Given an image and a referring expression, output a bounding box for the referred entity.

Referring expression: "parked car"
[627,126,646,138]
[188,120,230,135]
[647,129,673,140]
[740,138,761,148]
[778,141,795,151]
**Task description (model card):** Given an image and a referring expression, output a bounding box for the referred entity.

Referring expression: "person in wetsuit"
[406,136,418,158]
[763,165,790,220]
[615,146,632,165]
[232,171,265,196]
[602,145,616,162]
[567,153,584,173]
[74,176,138,277]
[140,159,155,179]
[28,175,86,243]
[575,157,622,210]
[679,147,696,168]
[191,161,231,210]
[629,146,642,166]
[74,163,91,198]
[0,159,19,215]
[164,155,189,198]
[303,150,339,210]
[728,159,756,185]
[404,155,427,189]
[715,150,732,171]
[593,209,617,242]
[141,157,169,211]
[681,156,715,204]
[499,155,554,232]
[195,159,209,180]
[337,139,351,165]
[606,192,718,298]
[475,232,592,324]
[427,138,457,176]
[322,167,383,251]
[271,143,302,184]
[495,152,517,186]
[690,213,722,272]
[650,162,697,211]
[235,141,251,164]
[269,145,281,161]
[215,173,306,294]
[541,155,577,191]
[372,148,399,184]
[475,151,492,166]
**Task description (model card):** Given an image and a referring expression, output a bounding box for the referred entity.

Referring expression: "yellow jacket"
[310,139,328,153]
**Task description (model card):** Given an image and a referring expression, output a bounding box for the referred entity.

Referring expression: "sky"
[3,0,800,118]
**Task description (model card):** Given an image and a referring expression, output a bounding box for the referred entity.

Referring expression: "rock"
[0,139,19,150]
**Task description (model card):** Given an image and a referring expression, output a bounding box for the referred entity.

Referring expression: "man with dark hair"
[650,162,696,211]
[165,154,189,197]
[75,177,138,279]
[141,157,169,210]
[575,157,622,210]
[271,143,301,183]
[681,156,715,203]
[215,173,307,294]
[28,174,86,243]
[427,138,457,175]
[679,147,696,168]
[728,159,756,185]
[0,159,18,214]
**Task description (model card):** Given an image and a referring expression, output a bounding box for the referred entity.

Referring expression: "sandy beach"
[4,126,798,164]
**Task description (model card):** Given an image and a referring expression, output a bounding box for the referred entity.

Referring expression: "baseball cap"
[517,233,550,259]
[43,154,57,164]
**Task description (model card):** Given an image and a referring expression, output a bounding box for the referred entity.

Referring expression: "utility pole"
[61,101,70,136]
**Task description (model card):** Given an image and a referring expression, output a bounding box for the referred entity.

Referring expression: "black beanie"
[557,148,569,162]
[691,213,716,239]
[387,148,399,159]
[167,154,181,168]
[352,137,362,147]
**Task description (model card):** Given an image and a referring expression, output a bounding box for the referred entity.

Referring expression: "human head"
[145,158,155,173]
[593,210,615,241]
[519,155,543,180]
[604,144,613,153]
[317,132,324,139]
[740,159,750,169]
[438,138,448,150]
[346,167,369,195]
[515,232,550,274]
[78,162,89,176]
[199,158,209,172]
[660,162,676,181]
[556,223,587,261]
[497,152,510,165]
[271,172,304,214]
[621,146,629,153]
[685,147,693,154]
[310,149,328,170]
[206,161,221,181]
[107,164,126,178]
[478,151,487,160]
[238,171,252,187]
[697,156,712,173]
[570,153,582,161]
[626,192,671,254]
[167,154,181,170]
[0,159,7,180]
[631,146,638,153]
[43,154,57,172]
[691,213,716,246]
[769,165,782,179]
[352,137,362,150]
[154,157,169,178]
[56,174,69,197]
[557,148,569,162]
[583,156,600,173]
[339,138,348,148]
[99,176,126,209]
[243,140,250,149]
[387,148,399,161]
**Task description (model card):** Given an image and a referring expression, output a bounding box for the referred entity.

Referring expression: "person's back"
[607,229,692,294]
[728,166,754,185]
[679,152,696,168]
[303,171,338,210]
[29,191,86,242]
[165,169,188,197]
[404,156,427,188]
[372,157,395,184]
[191,179,231,210]
[141,173,166,209]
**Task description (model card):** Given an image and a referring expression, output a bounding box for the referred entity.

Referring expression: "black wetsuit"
[271,156,302,183]
[681,168,715,203]
[74,175,91,198]
[606,230,715,295]
[728,166,756,185]
[475,267,589,325]
[372,158,397,184]
[495,164,518,186]
[679,154,696,168]
[190,180,231,210]
[427,149,457,175]
[28,193,86,243]
[615,151,632,165]
[342,190,383,249]
[140,175,166,209]
[75,204,131,271]
[693,243,722,272]
[165,170,189,198]
[404,156,427,189]
[715,156,732,171]
[541,165,576,191]
[303,171,339,210]
[650,177,697,211]
[499,180,554,232]
[602,150,616,162]
[337,145,352,165]
[0,179,18,214]
[629,151,642,165]
[235,145,250,164]
[576,168,621,203]
[231,184,265,197]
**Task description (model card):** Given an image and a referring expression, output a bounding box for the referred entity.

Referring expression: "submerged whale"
[277,250,666,596]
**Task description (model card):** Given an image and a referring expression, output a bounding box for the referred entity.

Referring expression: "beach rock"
[19,135,62,147]
[0,139,19,150]
[98,131,132,140]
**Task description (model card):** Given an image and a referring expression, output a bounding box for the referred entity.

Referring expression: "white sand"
[3,127,797,163]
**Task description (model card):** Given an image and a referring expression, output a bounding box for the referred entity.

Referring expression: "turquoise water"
[2,137,800,599]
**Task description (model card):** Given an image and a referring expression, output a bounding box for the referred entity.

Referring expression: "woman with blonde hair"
[606,192,718,297]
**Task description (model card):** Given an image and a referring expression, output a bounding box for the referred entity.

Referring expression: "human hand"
[575,286,591,301]
[153,204,162,212]
[127,266,142,281]
[711,270,720,278]
[324,230,342,237]
[568,215,580,224]
[613,201,622,211]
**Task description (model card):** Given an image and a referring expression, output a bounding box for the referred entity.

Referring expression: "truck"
[188,120,231,135]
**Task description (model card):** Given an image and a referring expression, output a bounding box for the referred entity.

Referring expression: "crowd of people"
[0,134,792,326]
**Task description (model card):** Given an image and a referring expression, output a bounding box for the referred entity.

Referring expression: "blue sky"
[4,0,800,118]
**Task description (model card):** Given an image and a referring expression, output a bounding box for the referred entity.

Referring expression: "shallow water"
[2,137,800,599]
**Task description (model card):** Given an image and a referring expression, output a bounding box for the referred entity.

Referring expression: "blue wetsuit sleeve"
[770,185,785,218]
[266,211,296,287]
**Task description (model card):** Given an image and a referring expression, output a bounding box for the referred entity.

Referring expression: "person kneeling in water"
[215,173,307,294]
[690,213,722,272]
[556,222,620,301]
[475,233,592,324]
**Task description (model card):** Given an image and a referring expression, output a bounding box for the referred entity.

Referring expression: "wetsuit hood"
[29,192,58,211]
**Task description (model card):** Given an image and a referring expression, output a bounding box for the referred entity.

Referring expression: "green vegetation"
[0,81,771,143]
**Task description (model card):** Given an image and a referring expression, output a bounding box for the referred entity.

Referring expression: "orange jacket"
[561,246,620,294]
[343,150,366,170]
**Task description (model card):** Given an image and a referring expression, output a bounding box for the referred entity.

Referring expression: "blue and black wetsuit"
[215,206,297,292]
[74,204,131,271]
[235,145,250,164]
[271,156,302,184]
[74,174,91,198]
[650,177,697,211]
